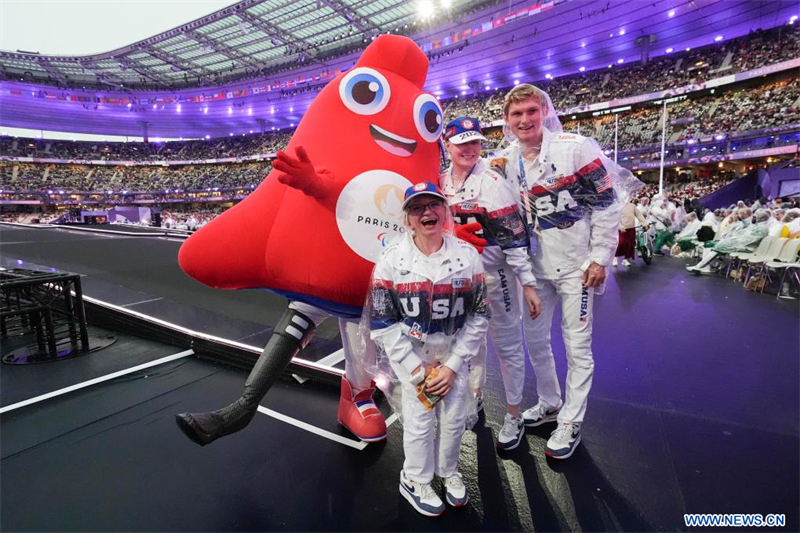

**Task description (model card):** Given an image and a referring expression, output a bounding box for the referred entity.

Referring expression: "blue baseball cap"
[443,116,488,144]
[402,181,447,211]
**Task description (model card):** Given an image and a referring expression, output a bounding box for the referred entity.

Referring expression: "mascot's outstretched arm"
[175,34,443,446]
[274,146,337,208]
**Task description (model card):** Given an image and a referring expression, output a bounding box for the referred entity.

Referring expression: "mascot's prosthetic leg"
[176,308,316,445]
[174,34,443,445]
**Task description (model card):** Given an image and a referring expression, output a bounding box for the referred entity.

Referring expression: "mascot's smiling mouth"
[369,125,417,157]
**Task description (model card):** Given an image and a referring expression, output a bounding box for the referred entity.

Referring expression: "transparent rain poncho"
[355,206,490,422]
[712,209,771,254]
[496,85,643,294]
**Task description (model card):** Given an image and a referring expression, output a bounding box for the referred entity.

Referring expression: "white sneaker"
[612,257,618,266]
[522,399,563,427]
[496,413,524,451]
[399,470,445,516]
[622,259,631,267]
[443,473,468,507]
[545,423,582,459]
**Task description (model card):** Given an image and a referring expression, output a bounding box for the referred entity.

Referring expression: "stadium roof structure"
[1,0,797,139]
[0,0,497,90]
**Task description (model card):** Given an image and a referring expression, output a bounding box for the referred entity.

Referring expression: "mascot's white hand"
[274,146,334,199]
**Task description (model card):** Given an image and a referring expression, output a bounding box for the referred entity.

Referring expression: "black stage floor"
[1,224,798,532]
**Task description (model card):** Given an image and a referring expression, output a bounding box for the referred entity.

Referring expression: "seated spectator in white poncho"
[671,212,703,257]
[687,209,771,273]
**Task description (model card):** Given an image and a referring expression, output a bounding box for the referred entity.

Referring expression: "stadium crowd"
[0,132,292,162]
[3,75,795,167]
[0,161,271,192]
[442,24,799,119]
[554,78,799,151]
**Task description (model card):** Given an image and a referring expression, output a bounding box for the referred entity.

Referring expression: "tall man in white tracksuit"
[492,84,623,459]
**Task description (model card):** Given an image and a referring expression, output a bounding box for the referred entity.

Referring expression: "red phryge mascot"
[176,35,443,445]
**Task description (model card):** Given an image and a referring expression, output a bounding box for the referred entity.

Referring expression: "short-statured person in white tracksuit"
[369,182,489,516]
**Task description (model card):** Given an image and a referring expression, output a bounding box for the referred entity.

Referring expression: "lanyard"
[450,163,476,194]
[517,152,535,227]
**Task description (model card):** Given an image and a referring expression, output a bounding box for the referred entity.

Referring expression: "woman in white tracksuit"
[439,116,541,451]
[369,182,489,517]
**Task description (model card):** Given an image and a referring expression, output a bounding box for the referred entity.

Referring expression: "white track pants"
[288,301,374,391]
[523,276,594,424]
[390,361,468,484]
[475,265,526,406]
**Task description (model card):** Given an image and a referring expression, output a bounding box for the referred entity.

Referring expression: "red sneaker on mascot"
[175,35,443,446]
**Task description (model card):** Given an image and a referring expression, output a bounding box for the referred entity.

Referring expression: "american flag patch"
[356,399,381,418]
[596,173,612,193]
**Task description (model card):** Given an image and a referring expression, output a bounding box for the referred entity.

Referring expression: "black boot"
[176,307,316,446]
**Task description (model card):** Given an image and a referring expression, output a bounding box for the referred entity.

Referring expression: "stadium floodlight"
[686,47,691,51]
[203,107,208,114]
[668,10,675,17]
[228,108,233,115]
[248,109,252,115]
[153,104,157,110]
[289,106,294,112]
[177,105,182,113]
[666,47,674,53]
[461,90,467,95]
[619,29,625,35]
[229,133,234,136]
[790,15,797,24]
[714,35,723,42]
[484,85,491,90]
[617,58,624,64]
[205,135,210,139]
[581,42,586,48]
[579,67,585,72]
[514,80,520,85]
[290,123,295,127]
[418,0,434,18]
[545,73,552,79]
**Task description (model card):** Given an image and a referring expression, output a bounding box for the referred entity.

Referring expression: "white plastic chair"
[728,235,774,278]
[744,237,788,286]
[766,240,800,298]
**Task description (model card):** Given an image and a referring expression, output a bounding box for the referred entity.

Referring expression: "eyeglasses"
[407,199,445,216]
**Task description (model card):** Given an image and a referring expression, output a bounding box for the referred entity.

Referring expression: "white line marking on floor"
[257,406,368,450]
[120,297,164,308]
[0,349,194,414]
[316,348,345,367]
[385,413,399,427]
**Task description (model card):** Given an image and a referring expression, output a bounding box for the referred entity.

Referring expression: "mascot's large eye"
[339,67,391,115]
[413,94,443,143]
